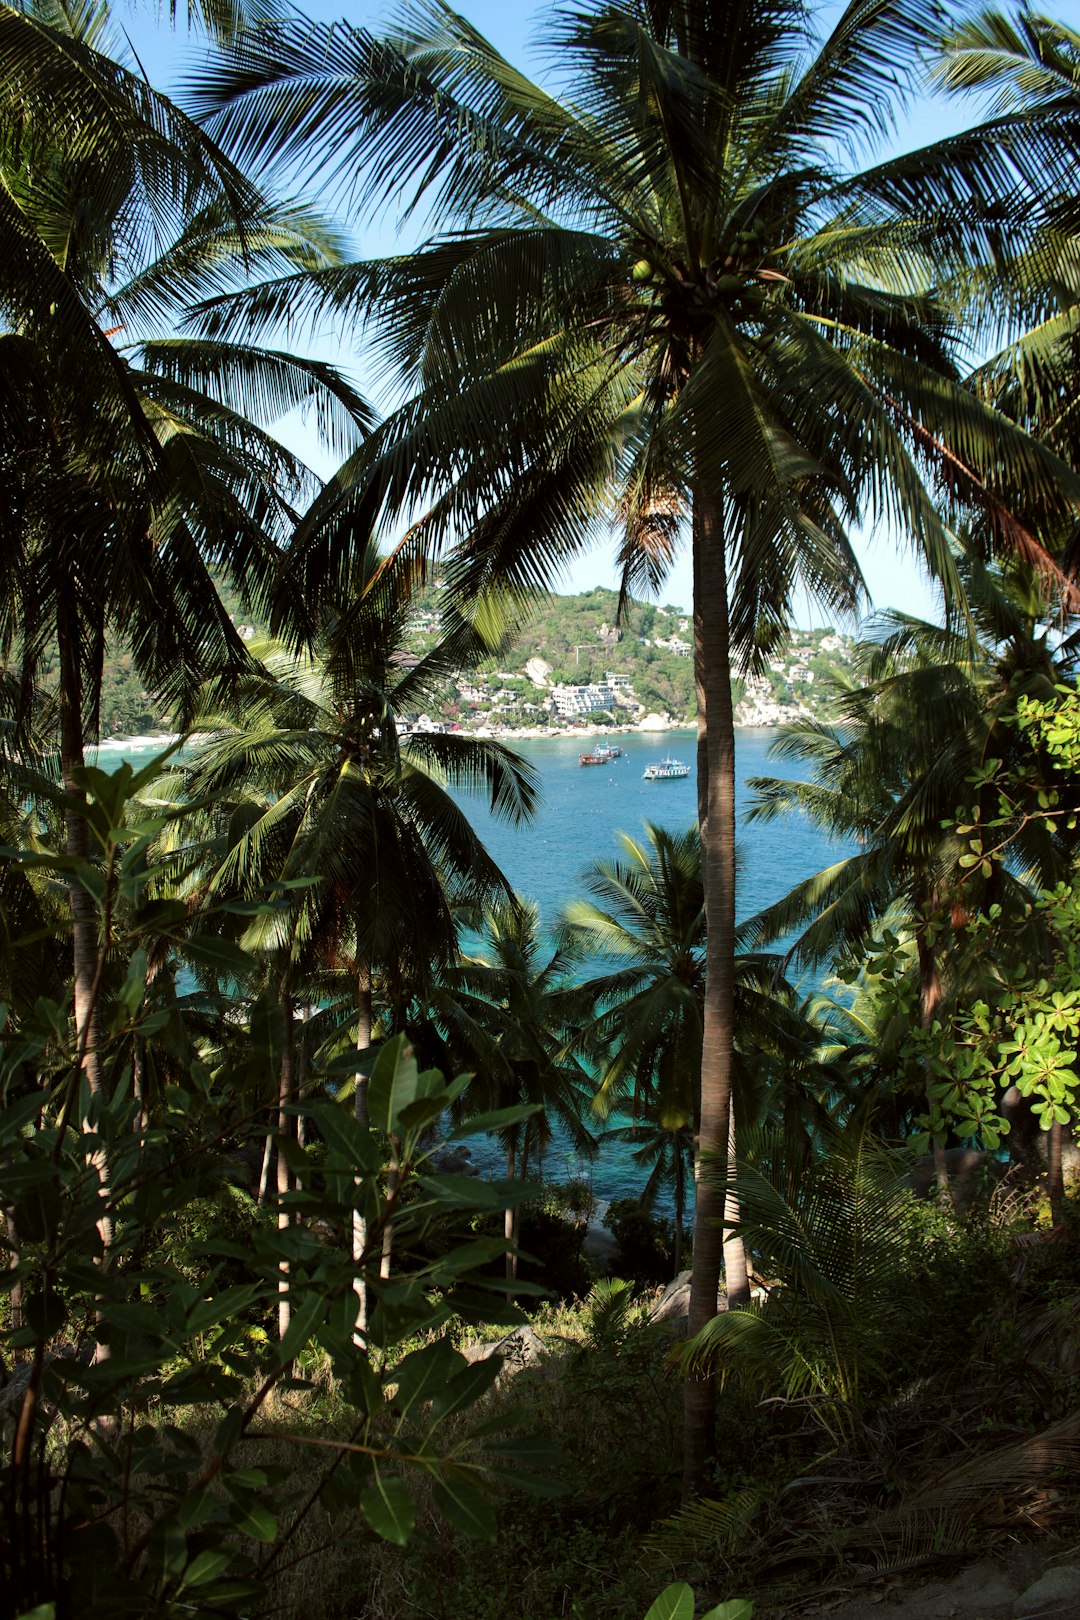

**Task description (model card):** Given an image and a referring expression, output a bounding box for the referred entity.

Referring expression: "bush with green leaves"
[604,1197,685,1288]
[643,1584,751,1620]
[0,764,555,1619]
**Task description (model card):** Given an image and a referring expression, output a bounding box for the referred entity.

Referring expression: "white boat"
[643,757,690,781]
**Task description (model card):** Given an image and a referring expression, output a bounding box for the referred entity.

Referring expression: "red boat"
[579,744,622,766]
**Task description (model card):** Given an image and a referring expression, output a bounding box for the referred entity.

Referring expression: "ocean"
[446,728,844,1206]
[100,727,843,1212]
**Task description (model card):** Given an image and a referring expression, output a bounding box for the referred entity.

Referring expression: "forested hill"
[94,583,857,736]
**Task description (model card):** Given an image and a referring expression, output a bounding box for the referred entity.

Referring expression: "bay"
[449,728,845,1210]
[98,727,844,1212]
[454,727,839,934]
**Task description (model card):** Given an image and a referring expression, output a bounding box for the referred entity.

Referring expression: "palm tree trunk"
[257,1131,273,1207]
[684,488,745,1501]
[352,964,372,1343]
[504,1140,518,1290]
[915,916,949,1198]
[132,1032,148,1157]
[723,1109,749,1302]
[5,1211,22,1335]
[379,1150,398,1282]
[277,987,295,1344]
[57,591,115,1310]
[673,1135,684,1277]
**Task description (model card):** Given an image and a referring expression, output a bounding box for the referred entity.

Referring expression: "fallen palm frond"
[846,1410,1080,1553]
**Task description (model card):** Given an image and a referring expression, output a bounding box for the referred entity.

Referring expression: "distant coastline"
[94,717,817,754]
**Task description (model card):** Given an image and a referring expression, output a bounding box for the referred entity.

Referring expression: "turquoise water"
[102,728,842,1209]
[449,729,844,1206]
[454,728,838,935]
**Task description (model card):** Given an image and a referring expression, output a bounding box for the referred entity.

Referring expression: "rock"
[637,712,672,731]
[647,1271,728,1325]
[581,1223,620,1266]
[905,1146,994,1209]
[430,1143,478,1176]
[461,1324,547,1373]
[1012,1566,1080,1615]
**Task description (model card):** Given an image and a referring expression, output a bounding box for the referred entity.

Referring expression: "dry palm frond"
[848,1411,1080,1551]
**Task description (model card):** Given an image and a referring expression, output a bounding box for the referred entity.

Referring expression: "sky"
[118,0,1014,628]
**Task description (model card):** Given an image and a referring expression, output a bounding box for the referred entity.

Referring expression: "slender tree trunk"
[504,1141,518,1290]
[257,1131,273,1207]
[352,965,372,1343]
[5,1211,22,1337]
[683,488,745,1502]
[723,1110,749,1303]
[915,916,949,1198]
[132,1032,148,1158]
[57,591,114,1363]
[673,1137,684,1278]
[379,1150,398,1282]
[1048,1119,1065,1225]
[277,987,295,1344]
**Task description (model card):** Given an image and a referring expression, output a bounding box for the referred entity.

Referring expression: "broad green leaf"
[179,1550,233,1589]
[701,1602,753,1620]
[432,1474,496,1540]
[236,1501,277,1543]
[360,1473,416,1545]
[643,1584,695,1620]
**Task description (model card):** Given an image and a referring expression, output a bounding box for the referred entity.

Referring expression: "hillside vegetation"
[93,584,857,738]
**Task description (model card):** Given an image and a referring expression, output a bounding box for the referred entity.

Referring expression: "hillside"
[401,585,857,733]
[93,584,857,737]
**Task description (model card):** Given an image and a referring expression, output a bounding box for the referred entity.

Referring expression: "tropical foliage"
[10,1,1080,1617]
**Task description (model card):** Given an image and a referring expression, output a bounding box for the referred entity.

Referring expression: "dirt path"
[769,1555,1080,1620]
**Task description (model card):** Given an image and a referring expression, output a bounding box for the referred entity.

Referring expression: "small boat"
[579,744,622,766]
[643,757,690,781]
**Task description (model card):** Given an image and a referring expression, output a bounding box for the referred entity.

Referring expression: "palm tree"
[0,0,367,1121]
[189,544,539,1327]
[188,0,1080,1488]
[435,897,595,1284]
[563,820,840,1280]
[742,554,1080,1188]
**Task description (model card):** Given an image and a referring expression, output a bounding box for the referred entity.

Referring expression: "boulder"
[461,1324,547,1374]
[581,1222,620,1267]
[1013,1566,1080,1615]
[429,1143,479,1176]
[648,1271,728,1325]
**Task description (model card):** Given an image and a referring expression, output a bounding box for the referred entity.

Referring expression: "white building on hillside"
[550,681,617,716]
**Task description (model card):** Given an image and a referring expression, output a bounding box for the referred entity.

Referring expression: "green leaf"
[643,1584,695,1620]
[304,1101,379,1171]
[431,1474,496,1540]
[179,1550,233,1589]
[236,1501,277,1543]
[360,1473,416,1545]
[701,1603,753,1620]
[366,1037,443,1133]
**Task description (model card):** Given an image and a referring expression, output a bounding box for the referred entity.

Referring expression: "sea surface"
[453,728,839,934]
[100,728,845,1212]
[446,729,845,1206]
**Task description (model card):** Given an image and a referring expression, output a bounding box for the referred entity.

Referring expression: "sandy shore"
[96,721,697,751]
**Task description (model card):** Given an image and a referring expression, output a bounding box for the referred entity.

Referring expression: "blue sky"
[123,0,997,626]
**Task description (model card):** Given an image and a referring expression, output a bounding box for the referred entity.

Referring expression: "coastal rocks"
[1013,1566,1080,1615]
[461,1324,547,1374]
[429,1143,479,1176]
[647,1271,728,1325]
[581,1222,620,1267]
[637,712,672,731]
